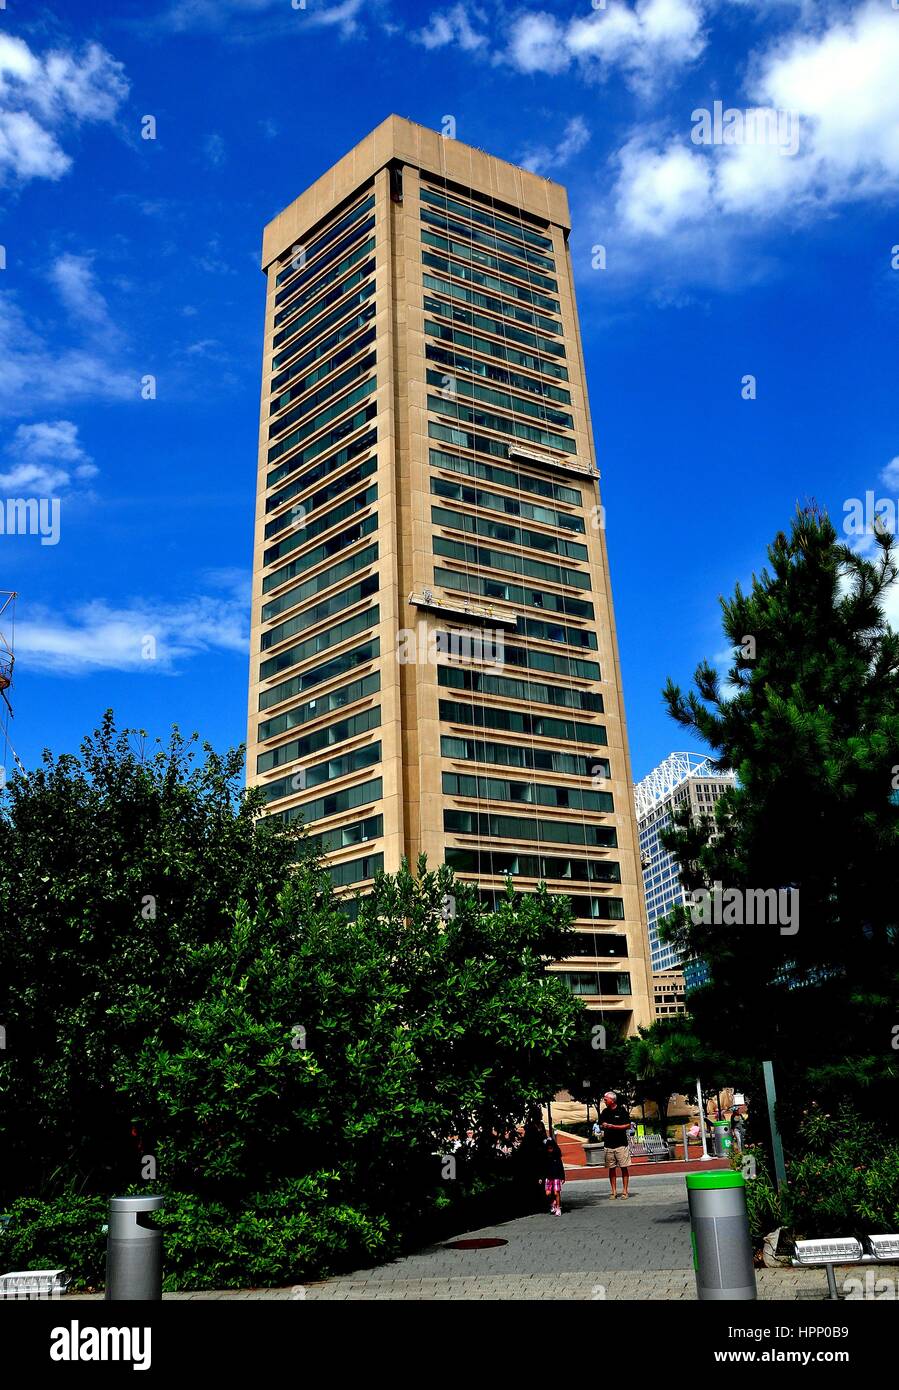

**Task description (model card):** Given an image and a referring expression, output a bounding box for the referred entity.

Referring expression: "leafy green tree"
[0,719,586,1284]
[566,1013,634,1119]
[659,509,899,1130]
[626,1016,710,1138]
[0,713,298,1198]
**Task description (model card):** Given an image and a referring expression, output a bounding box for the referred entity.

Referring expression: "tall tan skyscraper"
[248,116,653,1033]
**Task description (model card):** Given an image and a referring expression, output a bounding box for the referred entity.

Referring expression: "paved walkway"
[66,1174,899,1300]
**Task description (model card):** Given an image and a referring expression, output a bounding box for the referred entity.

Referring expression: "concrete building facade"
[247,116,653,1031]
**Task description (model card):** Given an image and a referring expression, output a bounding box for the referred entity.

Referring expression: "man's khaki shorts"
[605,1145,631,1169]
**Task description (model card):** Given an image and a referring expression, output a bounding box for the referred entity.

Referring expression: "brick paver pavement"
[63,1173,899,1301]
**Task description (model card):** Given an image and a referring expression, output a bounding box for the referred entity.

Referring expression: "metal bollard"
[685,1171,757,1301]
[105,1196,164,1300]
[711,1121,732,1157]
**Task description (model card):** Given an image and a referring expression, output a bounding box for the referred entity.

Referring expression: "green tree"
[0,719,586,1284]
[659,509,899,1130]
[0,713,298,1198]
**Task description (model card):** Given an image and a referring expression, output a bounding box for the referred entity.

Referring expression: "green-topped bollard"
[685,1170,757,1301]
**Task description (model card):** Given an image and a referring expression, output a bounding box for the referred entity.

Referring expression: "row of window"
[263,511,377,595]
[257,705,381,774]
[259,637,379,712]
[434,566,594,623]
[267,401,377,492]
[262,541,377,624]
[424,293,565,360]
[306,814,383,855]
[421,227,558,295]
[258,671,380,743]
[262,743,381,805]
[420,186,553,256]
[273,259,375,354]
[421,250,561,319]
[444,809,617,848]
[427,369,572,431]
[431,475,582,534]
[425,318,568,384]
[420,206,556,277]
[260,603,379,681]
[273,777,382,827]
[429,446,579,506]
[423,274,560,342]
[327,852,384,888]
[264,483,377,566]
[436,632,599,680]
[433,537,589,592]
[471,891,627,936]
[439,698,607,746]
[268,376,377,467]
[429,396,576,457]
[271,327,376,424]
[269,351,377,445]
[552,971,632,997]
[441,735,609,781]
[444,845,621,882]
[432,505,587,562]
[271,304,376,398]
[262,574,378,653]
[267,427,376,515]
[442,771,613,814]
[266,458,377,542]
[274,235,375,332]
[426,343,571,407]
[275,192,375,288]
[437,664,603,714]
[272,280,376,373]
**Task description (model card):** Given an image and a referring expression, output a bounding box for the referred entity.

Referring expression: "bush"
[0,1193,107,1288]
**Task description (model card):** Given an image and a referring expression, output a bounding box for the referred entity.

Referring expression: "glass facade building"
[248,118,654,1030]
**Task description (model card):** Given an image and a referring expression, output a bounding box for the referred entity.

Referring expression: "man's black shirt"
[600,1105,631,1148]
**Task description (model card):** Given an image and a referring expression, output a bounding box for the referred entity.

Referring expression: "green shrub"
[0,1193,107,1288]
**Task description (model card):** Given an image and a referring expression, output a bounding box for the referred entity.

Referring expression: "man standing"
[600,1090,633,1200]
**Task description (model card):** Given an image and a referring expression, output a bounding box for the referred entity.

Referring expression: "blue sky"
[1,0,898,783]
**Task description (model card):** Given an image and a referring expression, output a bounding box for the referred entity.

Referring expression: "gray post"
[682,1124,689,1162]
[762,1060,788,1191]
[105,1196,164,1300]
[686,1171,757,1301]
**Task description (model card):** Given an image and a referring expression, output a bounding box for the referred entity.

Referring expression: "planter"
[584,1144,606,1168]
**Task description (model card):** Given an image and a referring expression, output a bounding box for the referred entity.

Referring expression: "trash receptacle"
[712,1121,732,1157]
[685,1171,756,1301]
[105,1196,164,1301]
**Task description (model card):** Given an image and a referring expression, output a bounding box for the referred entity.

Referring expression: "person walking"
[599,1090,633,1200]
[544,1130,565,1216]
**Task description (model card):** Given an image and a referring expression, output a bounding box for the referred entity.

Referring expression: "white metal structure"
[633,751,734,821]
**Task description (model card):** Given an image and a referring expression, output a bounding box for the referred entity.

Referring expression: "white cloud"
[613,3,899,238]
[505,0,706,91]
[48,254,114,331]
[0,35,127,186]
[0,420,98,495]
[615,137,712,233]
[416,3,488,52]
[160,0,366,37]
[16,583,249,675]
[880,457,899,491]
[521,116,591,176]
[0,294,135,417]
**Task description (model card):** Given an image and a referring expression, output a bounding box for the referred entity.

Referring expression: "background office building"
[634,751,737,979]
[247,117,653,1030]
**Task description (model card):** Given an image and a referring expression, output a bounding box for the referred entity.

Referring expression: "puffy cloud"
[505,0,706,90]
[0,35,128,186]
[0,295,135,417]
[16,583,250,675]
[0,421,98,495]
[415,4,489,52]
[48,254,114,331]
[614,3,899,237]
